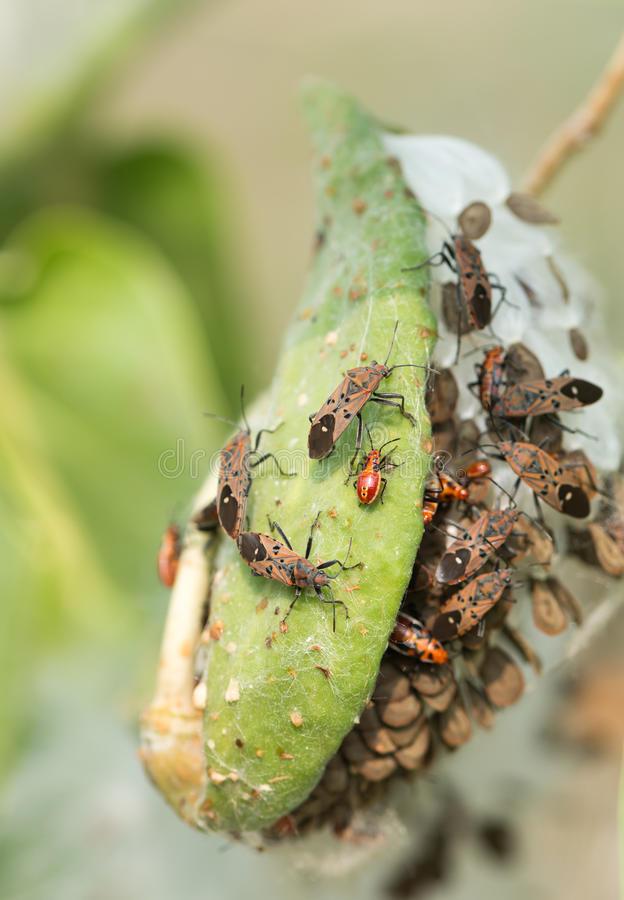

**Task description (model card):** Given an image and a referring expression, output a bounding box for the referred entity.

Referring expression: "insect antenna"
[383,320,399,366]
[204,411,239,429]
[239,384,252,436]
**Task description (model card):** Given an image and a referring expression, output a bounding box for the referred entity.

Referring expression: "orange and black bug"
[157,523,181,588]
[435,508,520,585]
[389,611,449,664]
[405,236,506,362]
[308,322,425,465]
[476,345,506,412]
[490,375,603,419]
[496,440,592,519]
[236,514,361,629]
[431,568,514,641]
[421,457,492,526]
[350,428,400,504]
[211,388,294,541]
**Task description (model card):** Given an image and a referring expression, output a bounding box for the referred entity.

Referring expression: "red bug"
[308,322,425,465]
[389,611,449,664]
[236,514,360,629]
[435,507,520,585]
[211,388,293,541]
[350,429,400,505]
[476,345,506,412]
[491,375,602,418]
[432,568,514,641]
[421,458,492,525]
[158,523,181,588]
[497,440,592,519]
[405,236,506,362]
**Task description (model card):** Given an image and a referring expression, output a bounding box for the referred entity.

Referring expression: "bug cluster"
[156,200,620,843]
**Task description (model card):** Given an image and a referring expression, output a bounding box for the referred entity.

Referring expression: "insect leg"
[402,246,457,274]
[253,422,283,452]
[379,477,388,503]
[347,413,364,479]
[267,518,293,550]
[314,585,349,631]
[283,587,302,621]
[249,451,296,476]
[371,392,417,426]
[304,512,322,559]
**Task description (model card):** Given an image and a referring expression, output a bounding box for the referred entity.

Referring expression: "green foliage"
[0,208,226,775]
[199,81,435,832]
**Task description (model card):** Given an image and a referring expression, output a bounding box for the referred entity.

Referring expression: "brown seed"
[373,662,411,702]
[394,721,431,770]
[546,256,570,303]
[531,578,567,635]
[377,692,423,728]
[431,420,458,456]
[442,283,472,335]
[505,342,545,384]
[512,518,554,567]
[558,448,598,499]
[421,678,457,713]
[341,731,374,763]
[506,192,560,225]
[323,756,349,794]
[481,647,525,708]
[389,715,426,748]
[411,665,454,697]
[465,682,495,729]
[361,725,396,756]
[426,368,459,425]
[503,624,543,675]
[588,522,624,577]
[549,577,583,626]
[439,699,472,748]
[569,327,589,360]
[355,756,398,782]
[455,419,480,459]
[458,201,492,239]
[530,414,563,455]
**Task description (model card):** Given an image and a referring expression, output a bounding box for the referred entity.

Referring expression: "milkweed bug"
[422,457,492,526]
[475,345,506,413]
[308,322,425,466]
[350,427,400,504]
[389,611,449,664]
[405,235,507,362]
[432,568,514,641]
[497,440,592,519]
[491,375,602,419]
[209,387,294,540]
[157,523,181,588]
[236,514,361,629]
[435,508,520,585]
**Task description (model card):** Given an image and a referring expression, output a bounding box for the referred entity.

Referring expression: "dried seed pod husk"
[442,282,472,335]
[481,647,525,708]
[511,518,554,567]
[373,662,412,702]
[558,449,599,500]
[529,414,564,455]
[361,725,397,756]
[432,419,458,456]
[411,664,454,697]
[342,730,375,763]
[390,715,427,748]
[569,327,589,360]
[323,755,349,794]
[530,578,568,635]
[505,192,560,224]
[427,368,459,424]
[458,201,492,239]
[438,698,472,748]
[455,419,480,459]
[422,678,457,712]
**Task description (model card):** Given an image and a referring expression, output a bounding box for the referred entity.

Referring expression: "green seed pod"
[142,79,435,835]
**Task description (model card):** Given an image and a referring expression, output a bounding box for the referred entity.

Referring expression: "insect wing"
[237,532,298,586]
[454,235,492,329]
[501,441,590,518]
[494,377,603,417]
[217,430,251,539]
[433,570,511,640]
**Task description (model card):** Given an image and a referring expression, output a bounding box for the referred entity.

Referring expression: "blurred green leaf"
[0,207,226,774]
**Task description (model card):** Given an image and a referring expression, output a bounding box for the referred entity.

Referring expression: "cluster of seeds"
[260,201,622,841]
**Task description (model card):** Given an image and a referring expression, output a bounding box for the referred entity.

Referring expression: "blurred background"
[0,2,623,898]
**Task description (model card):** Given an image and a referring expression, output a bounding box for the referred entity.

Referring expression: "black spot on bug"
[560,379,602,406]
[308,414,336,459]
[557,483,590,518]
[218,485,239,538]
[238,532,267,563]
[437,547,471,583]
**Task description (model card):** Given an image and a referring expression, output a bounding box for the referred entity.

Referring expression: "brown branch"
[523,33,624,196]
